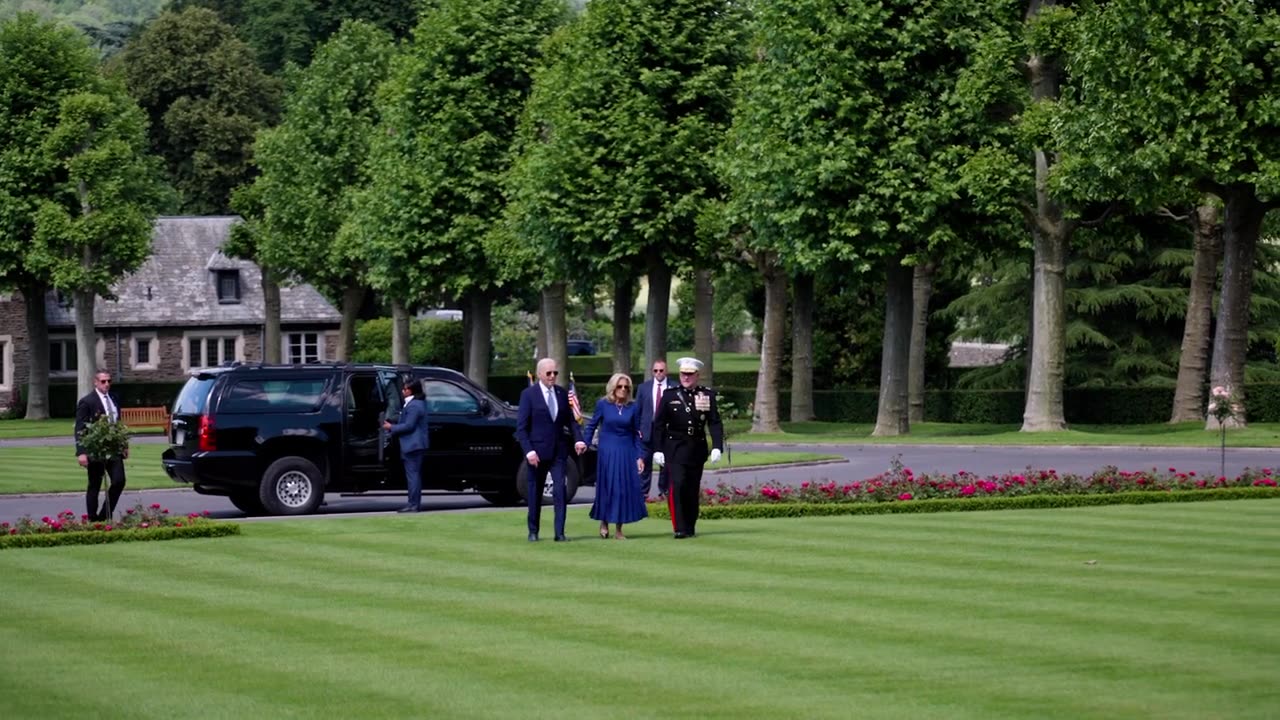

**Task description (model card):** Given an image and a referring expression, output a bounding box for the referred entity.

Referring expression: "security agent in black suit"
[649,357,724,538]
[75,370,129,521]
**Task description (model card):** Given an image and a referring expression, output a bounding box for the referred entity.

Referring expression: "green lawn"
[0,445,173,494]
[0,419,164,440]
[1,502,1276,719]
[725,420,1280,447]
[0,446,833,495]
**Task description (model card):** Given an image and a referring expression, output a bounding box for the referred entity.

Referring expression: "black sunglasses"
[652,367,666,373]
[544,370,559,377]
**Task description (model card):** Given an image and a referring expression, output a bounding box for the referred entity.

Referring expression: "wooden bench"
[120,406,171,434]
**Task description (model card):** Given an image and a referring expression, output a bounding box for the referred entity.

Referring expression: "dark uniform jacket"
[650,384,724,464]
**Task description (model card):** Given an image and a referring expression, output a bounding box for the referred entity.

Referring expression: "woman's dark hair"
[403,379,424,400]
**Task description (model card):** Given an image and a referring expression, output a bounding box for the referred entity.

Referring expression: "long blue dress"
[585,398,648,524]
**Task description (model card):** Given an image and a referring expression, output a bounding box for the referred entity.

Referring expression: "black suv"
[161,364,591,516]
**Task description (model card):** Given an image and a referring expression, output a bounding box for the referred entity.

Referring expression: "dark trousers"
[86,458,126,520]
[667,460,704,536]
[640,462,670,498]
[403,450,425,508]
[526,454,567,537]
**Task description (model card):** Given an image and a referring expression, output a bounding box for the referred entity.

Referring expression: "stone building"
[0,216,341,413]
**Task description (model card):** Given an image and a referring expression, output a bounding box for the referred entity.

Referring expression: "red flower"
[150,503,162,509]
[897,492,913,501]
[960,485,976,497]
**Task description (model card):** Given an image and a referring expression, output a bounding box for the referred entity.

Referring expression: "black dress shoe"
[528,533,539,542]
[673,532,688,539]
[554,535,569,542]
[396,506,420,513]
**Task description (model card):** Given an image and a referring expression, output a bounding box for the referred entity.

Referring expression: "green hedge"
[647,487,1280,520]
[0,522,241,549]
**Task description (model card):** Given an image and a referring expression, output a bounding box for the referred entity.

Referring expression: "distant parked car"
[566,339,596,356]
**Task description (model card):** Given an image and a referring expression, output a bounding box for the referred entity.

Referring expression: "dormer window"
[216,270,241,304]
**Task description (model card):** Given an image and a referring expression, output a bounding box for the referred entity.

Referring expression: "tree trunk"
[261,267,281,363]
[1169,203,1222,423]
[73,289,97,399]
[751,253,785,433]
[542,282,568,386]
[1205,189,1266,430]
[790,272,814,422]
[873,258,913,436]
[1021,16,1070,432]
[391,299,410,364]
[908,261,936,424]
[644,256,671,370]
[581,284,596,323]
[336,286,365,362]
[22,281,50,420]
[465,289,492,389]
[694,268,715,387]
[612,277,632,376]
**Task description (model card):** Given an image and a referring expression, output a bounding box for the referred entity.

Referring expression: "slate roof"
[46,216,341,328]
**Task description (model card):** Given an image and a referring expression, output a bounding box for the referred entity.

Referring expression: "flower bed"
[648,464,1280,520]
[0,502,240,549]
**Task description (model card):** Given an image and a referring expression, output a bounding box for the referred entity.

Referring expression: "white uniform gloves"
[709,448,722,464]
[652,452,665,466]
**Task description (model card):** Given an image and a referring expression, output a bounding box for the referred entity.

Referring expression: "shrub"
[0,502,241,550]
[647,463,1280,520]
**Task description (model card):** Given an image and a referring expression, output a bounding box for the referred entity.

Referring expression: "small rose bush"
[1,503,239,549]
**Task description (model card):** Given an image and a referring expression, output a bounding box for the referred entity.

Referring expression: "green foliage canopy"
[349,0,566,305]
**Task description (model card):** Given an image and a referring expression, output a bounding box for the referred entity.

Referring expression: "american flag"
[527,370,535,386]
[567,372,583,423]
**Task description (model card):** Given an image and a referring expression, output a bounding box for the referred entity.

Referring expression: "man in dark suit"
[74,370,128,521]
[515,357,586,542]
[650,357,723,539]
[383,379,430,513]
[636,358,672,498]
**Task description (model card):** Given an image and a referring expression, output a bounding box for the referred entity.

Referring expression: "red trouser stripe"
[667,484,677,531]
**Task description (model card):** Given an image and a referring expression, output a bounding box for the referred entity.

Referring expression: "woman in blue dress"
[584,373,647,539]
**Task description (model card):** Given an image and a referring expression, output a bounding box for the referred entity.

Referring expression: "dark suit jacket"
[74,391,121,457]
[636,378,671,454]
[515,382,584,462]
[387,397,430,455]
[650,385,724,465]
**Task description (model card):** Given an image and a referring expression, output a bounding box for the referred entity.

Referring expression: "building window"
[184,333,241,370]
[216,270,241,304]
[132,333,158,371]
[0,336,10,390]
[286,332,323,364]
[49,337,77,374]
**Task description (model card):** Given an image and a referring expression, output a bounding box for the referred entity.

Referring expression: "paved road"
[1,437,1273,524]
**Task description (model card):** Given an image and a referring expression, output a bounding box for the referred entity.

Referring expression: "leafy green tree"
[347,0,564,383]
[723,0,1021,434]
[506,0,747,376]
[28,82,168,397]
[0,12,101,418]
[246,20,395,361]
[118,6,281,213]
[1052,0,1280,427]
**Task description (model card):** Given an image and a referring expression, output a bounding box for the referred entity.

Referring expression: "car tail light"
[197,414,216,452]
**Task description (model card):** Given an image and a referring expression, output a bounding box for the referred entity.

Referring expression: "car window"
[423,380,479,415]
[172,375,217,414]
[220,378,327,413]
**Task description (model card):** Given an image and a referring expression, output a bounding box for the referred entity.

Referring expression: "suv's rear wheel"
[259,457,324,515]
[228,491,266,516]
[515,456,580,504]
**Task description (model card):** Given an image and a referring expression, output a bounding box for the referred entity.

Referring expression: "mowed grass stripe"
[3,503,1278,719]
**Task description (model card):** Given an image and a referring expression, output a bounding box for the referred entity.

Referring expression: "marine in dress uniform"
[648,357,724,538]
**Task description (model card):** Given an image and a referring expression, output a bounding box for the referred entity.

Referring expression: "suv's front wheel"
[259,457,324,515]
